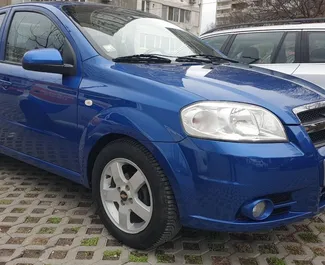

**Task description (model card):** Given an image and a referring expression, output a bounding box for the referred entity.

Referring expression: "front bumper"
[153,125,325,232]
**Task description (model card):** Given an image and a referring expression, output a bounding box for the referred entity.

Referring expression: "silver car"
[201,19,325,88]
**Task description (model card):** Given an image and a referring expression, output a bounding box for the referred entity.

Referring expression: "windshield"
[62,5,221,59]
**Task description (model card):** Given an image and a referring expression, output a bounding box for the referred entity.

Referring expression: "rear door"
[225,31,300,75]
[293,31,325,89]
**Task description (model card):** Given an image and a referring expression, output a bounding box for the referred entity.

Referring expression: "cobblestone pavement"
[1,156,325,265]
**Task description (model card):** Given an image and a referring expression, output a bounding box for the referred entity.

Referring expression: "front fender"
[80,106,185,185]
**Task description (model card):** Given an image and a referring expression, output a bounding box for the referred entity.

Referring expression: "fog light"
[253,201,266,218]
[241,199,273,221]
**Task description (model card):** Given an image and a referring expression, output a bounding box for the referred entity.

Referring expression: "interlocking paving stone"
[1,156,325,264]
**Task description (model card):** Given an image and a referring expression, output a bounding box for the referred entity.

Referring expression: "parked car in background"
[201,19,325,88]
[2,2,325,250]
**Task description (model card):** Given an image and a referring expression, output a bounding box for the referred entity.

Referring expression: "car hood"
[112,62,325,124]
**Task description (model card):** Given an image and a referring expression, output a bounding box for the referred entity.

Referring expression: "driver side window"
[6,12,66,64]
[228,32,283,64]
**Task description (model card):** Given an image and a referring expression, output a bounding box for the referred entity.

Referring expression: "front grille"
[309,130,325,147]
[297,106,325,124]
[294,102,325,148]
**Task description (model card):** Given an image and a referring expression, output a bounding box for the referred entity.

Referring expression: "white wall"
[200,0,217,34]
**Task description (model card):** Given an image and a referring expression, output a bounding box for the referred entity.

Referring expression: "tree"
[204,22,216,32]
[221,0,325,25]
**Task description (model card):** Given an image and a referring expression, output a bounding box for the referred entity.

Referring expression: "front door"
[0,7,82,173]
[226,31,300,75]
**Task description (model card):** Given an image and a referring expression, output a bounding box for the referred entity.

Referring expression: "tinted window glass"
[6,12,66,63]
[204,35,228,50]
[275,32,297,63]
[308,32,325,63]
[228,32,283,64]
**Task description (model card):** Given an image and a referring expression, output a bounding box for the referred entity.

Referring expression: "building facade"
[0,0,22,7]
[216,0,263,25]
[138,0,201,35]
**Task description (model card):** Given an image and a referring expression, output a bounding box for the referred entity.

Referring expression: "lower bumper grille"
[237,192,293,221]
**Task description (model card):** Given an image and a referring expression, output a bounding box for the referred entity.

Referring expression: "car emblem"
[120,191,128,201]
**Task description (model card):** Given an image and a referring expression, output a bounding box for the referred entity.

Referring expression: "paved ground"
[0,156,325,265]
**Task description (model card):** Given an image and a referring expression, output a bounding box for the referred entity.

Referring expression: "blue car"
[1,1,325,250]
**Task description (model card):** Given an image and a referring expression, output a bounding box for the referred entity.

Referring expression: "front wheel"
[92,138,181,250]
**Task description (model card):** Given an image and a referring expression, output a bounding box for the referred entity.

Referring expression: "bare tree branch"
[220,0,325,25]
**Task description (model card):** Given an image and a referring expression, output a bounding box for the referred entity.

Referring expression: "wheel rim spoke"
[131,198,151,222]
[100,158,153,234]
[129,170,145,192]
[102,188,120,202]
[118,206,130,230]
[109,161,125,186]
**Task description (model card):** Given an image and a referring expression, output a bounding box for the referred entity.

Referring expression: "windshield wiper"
[176,54,239,64]
[113,54,171,64]
[241,56,260,64]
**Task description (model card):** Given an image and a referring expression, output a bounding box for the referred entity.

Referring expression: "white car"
[201,20,325,88]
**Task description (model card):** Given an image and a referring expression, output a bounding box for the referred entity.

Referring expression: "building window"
[164,5,191,23]
[185,10,191,23]
[168,6,174,20]
[142,1,150,12]
[162,5,168,19]
[180,9,185,22]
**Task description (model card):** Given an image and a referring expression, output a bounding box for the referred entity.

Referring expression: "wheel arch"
[84,133,182,202]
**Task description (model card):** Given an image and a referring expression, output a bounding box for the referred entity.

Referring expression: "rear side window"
[5,12,66,63]
[275,32,297,63]
[203,35,228,51]
[228,32,284,64]
[308,32,325,63]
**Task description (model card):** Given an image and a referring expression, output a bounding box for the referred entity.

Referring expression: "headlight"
[181,101,287,142]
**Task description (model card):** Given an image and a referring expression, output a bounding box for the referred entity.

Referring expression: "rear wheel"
[92,138,181,249]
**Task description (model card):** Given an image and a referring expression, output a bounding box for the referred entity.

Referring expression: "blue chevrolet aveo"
[1,1,325,249]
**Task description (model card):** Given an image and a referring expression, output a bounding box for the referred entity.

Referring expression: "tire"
[92,138,181,250]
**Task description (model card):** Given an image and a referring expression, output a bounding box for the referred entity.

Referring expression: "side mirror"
[22,48,75,76]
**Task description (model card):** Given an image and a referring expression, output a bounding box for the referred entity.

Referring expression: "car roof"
[0,1,158,19]
[1,1,119,9]
[201,22,325,38]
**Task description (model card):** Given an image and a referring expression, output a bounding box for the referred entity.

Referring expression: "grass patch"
[38,227,56,234]
[81,237,99,246]
[47,217,62,224]
[316,225,325,233]
[129,252,148,262]
[71,227,80,233]
[24,216,40,223]
[267,257,286,265]
[298,232,321,243]
[103,250,122,260]
[184,255,203,264]
[11,208,25,213]
[0,200,13,205]
[157,253,175,263]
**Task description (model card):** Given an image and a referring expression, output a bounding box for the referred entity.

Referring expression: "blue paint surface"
[0,2,324,232]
